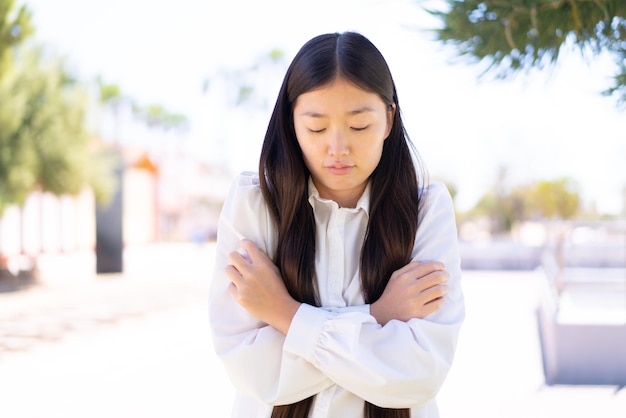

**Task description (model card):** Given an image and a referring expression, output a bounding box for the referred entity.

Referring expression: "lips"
[325,162,354,175]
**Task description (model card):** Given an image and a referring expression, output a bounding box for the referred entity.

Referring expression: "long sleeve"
[210,176,464,415]
[208,172,334,405]
[282,182,464,408]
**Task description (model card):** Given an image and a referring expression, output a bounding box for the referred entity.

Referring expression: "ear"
[384,103,396,139]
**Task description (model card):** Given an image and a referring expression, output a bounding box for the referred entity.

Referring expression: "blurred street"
[0,243,625,417]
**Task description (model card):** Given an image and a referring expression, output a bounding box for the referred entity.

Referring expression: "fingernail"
[237,247,251,262]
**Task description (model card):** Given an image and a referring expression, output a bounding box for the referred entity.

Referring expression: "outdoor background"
[1,0,625,417]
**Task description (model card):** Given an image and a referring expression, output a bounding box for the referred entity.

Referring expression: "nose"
[328,129,349,156]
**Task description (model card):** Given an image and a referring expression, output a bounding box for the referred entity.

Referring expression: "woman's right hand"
[370,261,449,325]
[225,239,301,335]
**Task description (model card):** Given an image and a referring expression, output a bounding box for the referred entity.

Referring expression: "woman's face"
[293,77,394,208]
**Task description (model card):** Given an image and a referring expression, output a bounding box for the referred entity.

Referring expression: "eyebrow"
[299,106,377,117]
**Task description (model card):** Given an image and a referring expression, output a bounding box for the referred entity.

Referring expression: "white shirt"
[209,172,464,418]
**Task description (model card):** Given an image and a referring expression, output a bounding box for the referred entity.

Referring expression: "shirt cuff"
[326,304,371,315]
[284,303,333,363]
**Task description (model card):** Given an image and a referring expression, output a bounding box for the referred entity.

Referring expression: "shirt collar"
[307,177,371,214]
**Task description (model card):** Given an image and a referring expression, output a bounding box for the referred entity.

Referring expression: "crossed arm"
[226,238,450,334]
[208,175,464,408]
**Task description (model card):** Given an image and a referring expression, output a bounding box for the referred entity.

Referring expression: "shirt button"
[330,281,340,291]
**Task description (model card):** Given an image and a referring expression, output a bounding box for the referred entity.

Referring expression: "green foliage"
[0,46,113,214]
[85,142,119,207]
[96,76,188,134]
[205,48,288,108]
[471,176,581,232]
[268,48,285,63]
[429,0,626,106]
[133,103,188,131]
[96,76,123,110]
[0,0,34,76]
[530,177,580,218]
[473,184,528,231]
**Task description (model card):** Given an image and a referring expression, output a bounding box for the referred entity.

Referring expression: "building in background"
[0,146,232,284]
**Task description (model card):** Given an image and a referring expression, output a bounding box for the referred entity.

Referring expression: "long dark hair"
[259,32,425,418]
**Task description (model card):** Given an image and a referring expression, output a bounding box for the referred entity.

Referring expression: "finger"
[419,284,449,305]
[413,261,446,274]
[227,249,243,264]
[420,296,445,317]
[239,239,268,263]
[396,261,446,281]
[390,262,425,284]
[392,261,421,278]
[414,269,449,292]
[228,250,251,271]
[225,264,243,286]
[236,247,252,262]
[227,282,242,303]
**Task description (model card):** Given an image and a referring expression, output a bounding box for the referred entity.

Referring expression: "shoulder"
[224,171,264,205]
[219,171,276,253]
[419,181,454,217]
[414,181,458,248]
[230,171,261,191]
[412,180,461,271]
[221,171,270,223]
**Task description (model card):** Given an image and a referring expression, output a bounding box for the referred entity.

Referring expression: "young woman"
[209,31,464,418]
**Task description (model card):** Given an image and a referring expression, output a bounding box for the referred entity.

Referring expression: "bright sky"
[21,0,626,214]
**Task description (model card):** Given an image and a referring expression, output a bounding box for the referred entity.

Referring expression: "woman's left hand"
[225,239,301,334]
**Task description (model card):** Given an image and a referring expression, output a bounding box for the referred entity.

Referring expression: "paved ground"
[437,270,626,418]
[0,243,625,417]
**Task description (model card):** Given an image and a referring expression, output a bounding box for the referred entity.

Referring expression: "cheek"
[294,136,317,168]
[368,146,385,167]
[360,135,386,166]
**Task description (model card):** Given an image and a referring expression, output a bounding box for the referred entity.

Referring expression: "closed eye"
[308,128,326,133]
[351,126,369,131]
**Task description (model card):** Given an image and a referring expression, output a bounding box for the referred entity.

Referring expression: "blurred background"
[0,0,625,417]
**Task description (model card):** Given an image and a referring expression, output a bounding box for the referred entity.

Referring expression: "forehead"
[294,78,386,115]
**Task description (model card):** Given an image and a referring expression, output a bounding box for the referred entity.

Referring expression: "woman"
[209,31,464,418]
